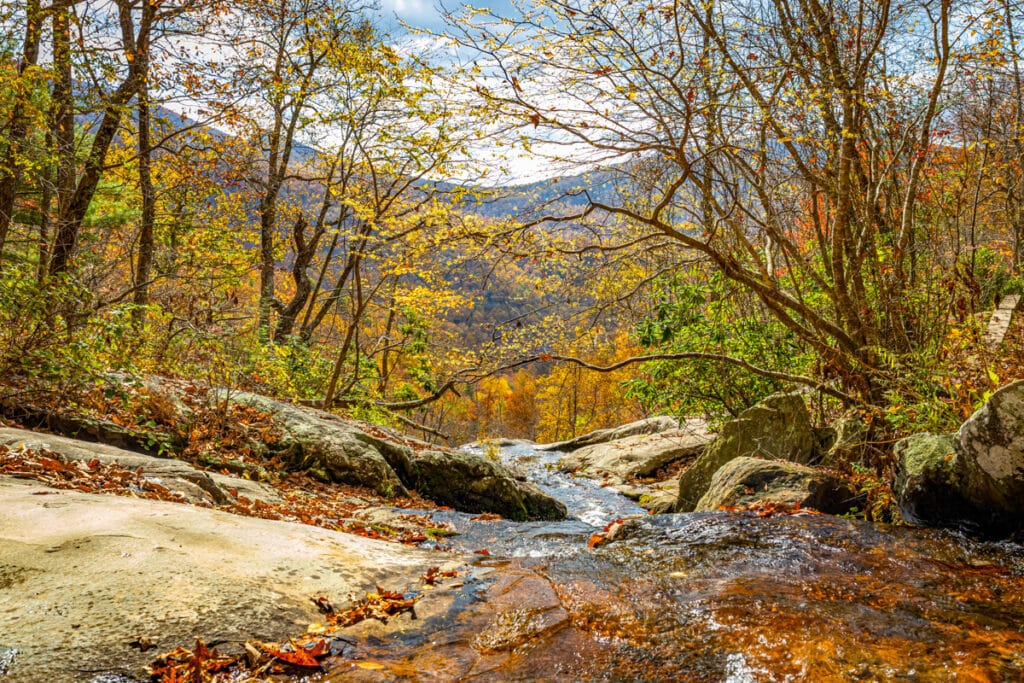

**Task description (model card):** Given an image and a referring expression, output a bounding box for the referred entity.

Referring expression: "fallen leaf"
[264,645,322,668]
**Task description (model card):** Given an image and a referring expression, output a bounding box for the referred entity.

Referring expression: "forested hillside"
[1,0,1023,455]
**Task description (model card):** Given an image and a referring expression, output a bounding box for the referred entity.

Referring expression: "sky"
[375,0,518,35]
[370,0,589,186]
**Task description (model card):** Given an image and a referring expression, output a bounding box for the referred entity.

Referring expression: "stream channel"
[327,442,1024,681]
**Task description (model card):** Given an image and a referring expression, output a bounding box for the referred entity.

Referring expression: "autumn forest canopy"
[1,0,1023,454]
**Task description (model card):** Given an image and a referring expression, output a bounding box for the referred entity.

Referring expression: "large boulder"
[228,392,408,497]
[229,392,565,519]
[536,416,680,452]
[409,450,567,521]
[676,393,816,512]
[894,381,1024,533]
[558,428,711,484]
[695,456,856,514]
[955,380,1024,520]
[892,433,976,526]
[0,478,460,682]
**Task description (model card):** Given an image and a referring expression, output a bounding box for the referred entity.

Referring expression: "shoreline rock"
[558,427,711,485]
[676,393,815,512]
[536,416,680,452]
[0,478,461,682]
[224,391,567,520]
[695,456,857,514]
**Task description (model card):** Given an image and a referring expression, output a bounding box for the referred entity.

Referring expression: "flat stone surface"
[558,424,711,484]
[0,479,454,682]
[537,416,681,452]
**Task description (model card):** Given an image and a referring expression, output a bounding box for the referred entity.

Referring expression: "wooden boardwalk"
[983,294,1021,349]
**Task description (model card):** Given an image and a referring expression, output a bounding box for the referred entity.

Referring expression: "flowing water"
[328,444,1024,681]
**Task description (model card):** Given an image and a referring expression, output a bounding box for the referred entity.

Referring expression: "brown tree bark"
[0,0,44,261]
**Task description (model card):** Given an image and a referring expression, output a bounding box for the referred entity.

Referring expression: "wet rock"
[558,427,711,484]
[409,450,567,521]
[638,488,679,514]
[0,428,281,505]
[0,478,456,683]
[536,416,680,452]
[676,393,815,512]
[695,456,856,514]
[462,438,536,449]
[473,606,569,652]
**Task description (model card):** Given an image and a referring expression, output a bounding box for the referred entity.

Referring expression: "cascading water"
[328,443,1024,681]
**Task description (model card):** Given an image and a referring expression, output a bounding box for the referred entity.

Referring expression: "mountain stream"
[325,442,1024,681]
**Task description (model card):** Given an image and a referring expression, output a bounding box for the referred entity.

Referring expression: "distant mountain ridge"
[90,104,619,219]
[422,171,623,220]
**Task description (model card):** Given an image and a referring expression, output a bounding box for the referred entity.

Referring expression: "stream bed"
[327,443,1024,681]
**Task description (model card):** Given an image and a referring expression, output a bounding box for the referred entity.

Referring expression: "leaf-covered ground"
[0,443,454,545]
[0,376,464,545]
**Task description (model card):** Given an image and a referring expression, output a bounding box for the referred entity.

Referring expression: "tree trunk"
[49,1,76,276]
[0,0,43,261]
[273,217,317,340]
[132,40,155,326]
[49,1,148,278]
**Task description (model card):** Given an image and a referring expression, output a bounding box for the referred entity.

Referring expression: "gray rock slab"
[558,427,711,484]
[536,416,681,452]
[983,294,1021,349]
[228,392,407,497]
[0,478,457,682]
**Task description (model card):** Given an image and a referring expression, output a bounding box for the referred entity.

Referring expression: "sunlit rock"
[0,478,457,682]
[695,456,856,513]
[956,380,1024,522]
[557,426,711,484]
[896,381,1024,534]
[676,393,815,512]
[536,416,680,452]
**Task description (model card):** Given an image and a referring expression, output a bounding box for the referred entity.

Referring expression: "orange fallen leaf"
[263,643,322,668]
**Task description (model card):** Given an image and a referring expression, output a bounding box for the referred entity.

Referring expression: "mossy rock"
[695,456,855,514]
[676,393,815,512]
